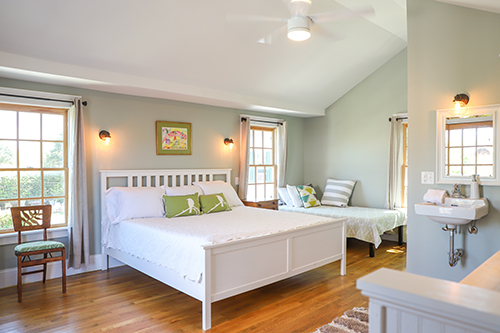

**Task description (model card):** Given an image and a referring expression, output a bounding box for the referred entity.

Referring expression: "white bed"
[100,169,346,330]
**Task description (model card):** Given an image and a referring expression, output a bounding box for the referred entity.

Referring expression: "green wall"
[0,77,306,270]
[304,48,408,208]
[407,0,500,280]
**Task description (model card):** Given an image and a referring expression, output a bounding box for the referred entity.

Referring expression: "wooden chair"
[11,205,66,302]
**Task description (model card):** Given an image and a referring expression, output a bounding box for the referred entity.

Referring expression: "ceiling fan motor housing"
[287,15,311,34]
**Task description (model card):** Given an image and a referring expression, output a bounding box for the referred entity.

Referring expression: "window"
[445,116,493,178]
[247,126,277,201]
[0,103,68,233]
[401,123,408,208]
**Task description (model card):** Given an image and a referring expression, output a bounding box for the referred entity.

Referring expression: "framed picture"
[156,121,192,155]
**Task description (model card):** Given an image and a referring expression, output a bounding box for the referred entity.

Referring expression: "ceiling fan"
[227,0,374,44]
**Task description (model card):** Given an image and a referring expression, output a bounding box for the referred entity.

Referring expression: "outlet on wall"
[421,171,434,184]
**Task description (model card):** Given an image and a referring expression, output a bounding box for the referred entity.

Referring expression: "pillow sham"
[193,181,243,207]
[286,184,303,207]
[296,185,321,208]
[199,193,232,214]
[106,186,165,224]
[165,185,204,196]
[277,187,294,206]
[321,178,356,207]
[163,193,201,218]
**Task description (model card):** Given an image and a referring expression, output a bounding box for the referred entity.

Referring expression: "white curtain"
[238,116,251,200]
[386,116,405,209]
[277,121,288,187]
[67,98,90,269]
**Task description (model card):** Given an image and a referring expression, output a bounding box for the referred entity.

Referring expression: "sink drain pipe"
[443,226,464,267]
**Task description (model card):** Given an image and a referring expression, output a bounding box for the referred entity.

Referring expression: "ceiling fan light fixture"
[287,15,311,41]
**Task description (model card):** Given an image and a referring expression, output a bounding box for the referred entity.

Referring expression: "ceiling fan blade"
[257,25,287,44]
[309,6,374,24]
[226,13,287,23]
[311,24,343,42]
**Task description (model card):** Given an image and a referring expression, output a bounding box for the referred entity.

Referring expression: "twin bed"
[100,169,346,330]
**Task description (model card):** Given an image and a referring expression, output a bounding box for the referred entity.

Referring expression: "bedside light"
[99,130,111,145]
[449,93,469,117]
[224,138,234,150]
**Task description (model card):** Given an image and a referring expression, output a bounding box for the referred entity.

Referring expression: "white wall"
[407,0,500,280]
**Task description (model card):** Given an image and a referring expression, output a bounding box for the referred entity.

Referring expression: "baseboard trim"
[0,254,124,290]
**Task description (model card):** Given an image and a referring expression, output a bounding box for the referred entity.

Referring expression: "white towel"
[423,189,448,204]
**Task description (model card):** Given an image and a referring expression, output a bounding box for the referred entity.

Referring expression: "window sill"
[0,227,69,246]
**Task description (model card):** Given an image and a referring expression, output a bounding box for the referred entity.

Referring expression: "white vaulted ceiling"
[0,0,409,117]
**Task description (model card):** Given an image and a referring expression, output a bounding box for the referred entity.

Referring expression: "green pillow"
[163,193,201,218]
[199,193,232,214]
[297,185,321,208]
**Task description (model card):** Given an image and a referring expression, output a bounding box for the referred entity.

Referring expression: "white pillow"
[286,184,304,207]
[165,185,204,196]
[277,187,293,206]
[105,186,166,224]
[192,180,243,207]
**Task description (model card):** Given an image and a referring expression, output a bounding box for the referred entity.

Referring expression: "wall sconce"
[449,93,469,117]
[99,130,111,145]
[224,138,234,150]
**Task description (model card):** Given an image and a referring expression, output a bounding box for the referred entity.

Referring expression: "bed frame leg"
[398,226,404,245]
[369,243,375,257]
[202,301,211,331]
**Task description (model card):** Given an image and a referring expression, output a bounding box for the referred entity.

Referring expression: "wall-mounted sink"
[414,197,489,228]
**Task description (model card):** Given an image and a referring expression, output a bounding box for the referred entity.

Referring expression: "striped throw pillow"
[321,179,356,207]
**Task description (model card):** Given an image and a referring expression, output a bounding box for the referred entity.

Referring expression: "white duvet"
[103,206,338,283]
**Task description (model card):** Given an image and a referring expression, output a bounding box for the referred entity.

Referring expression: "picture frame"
[156,121,192,155]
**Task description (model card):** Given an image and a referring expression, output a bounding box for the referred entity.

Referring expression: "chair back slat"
[11,205,52,236]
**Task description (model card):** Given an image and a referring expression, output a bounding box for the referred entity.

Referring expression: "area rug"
[313,307,369,333]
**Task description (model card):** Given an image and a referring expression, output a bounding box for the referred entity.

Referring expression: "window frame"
[0,103,69,234]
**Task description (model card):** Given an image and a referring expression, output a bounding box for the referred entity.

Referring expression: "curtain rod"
[0,93,87,106]
[388,116,407,122]
[241,117,283,126]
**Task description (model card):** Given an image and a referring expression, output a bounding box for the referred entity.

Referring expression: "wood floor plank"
[0,239,405,332]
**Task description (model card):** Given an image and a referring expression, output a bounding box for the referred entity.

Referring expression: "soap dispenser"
[470,174,480,199]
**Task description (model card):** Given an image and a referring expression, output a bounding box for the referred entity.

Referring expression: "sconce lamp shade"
[449,93,469,117]
[224,138,234,149]
[99,130,111,145]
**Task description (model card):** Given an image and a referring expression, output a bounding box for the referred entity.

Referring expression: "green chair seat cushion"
[15,241,65,255]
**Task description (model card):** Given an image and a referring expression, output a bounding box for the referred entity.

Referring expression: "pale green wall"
[407,0,500,280]
[304,48,408,208]
[0,77,306,269]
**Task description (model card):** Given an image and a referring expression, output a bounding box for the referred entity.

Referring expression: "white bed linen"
[104,206,338,282]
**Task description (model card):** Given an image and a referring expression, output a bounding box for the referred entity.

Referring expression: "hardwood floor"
[0,239,406,332]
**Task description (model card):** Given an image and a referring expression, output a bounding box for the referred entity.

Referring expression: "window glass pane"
[449,166,462,176]
[249,167,255,183]
[249,148,254,165]
[477,166,493,178]
[44,170,65,197]
[256,184,265,201]
[0,140,17,168]
[463,166,475,177]
[256,167,265,183]
[0,110,17,139]
[263,131,273,148]
[445,130,449,147]
[265,184,274,200]
[477,147,493,165]
[255,149,263,165]
[42,114,64,141]
[19,112,40,140]
[249,131,253,147]
[477,127,493,146]
[43,142,64,168]
[247,185,256,201]
[462,128,476,146]
[463,147,476,164]
[0,200,17,230]
[44,198,65,225]
[254,130,263,147]
[264,149,273,165]
[449,129,462,147]
[0,171,18,200]
[266,167,274,183]
[449,148,462,165]
[20,199,42,206]
[20,170,41,198]
[19,141,41,168]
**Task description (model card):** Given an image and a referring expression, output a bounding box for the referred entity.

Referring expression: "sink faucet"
[452,184,464,198]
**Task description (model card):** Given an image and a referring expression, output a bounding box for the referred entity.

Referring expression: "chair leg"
[17,256,22,303]
[61,248,66,294]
